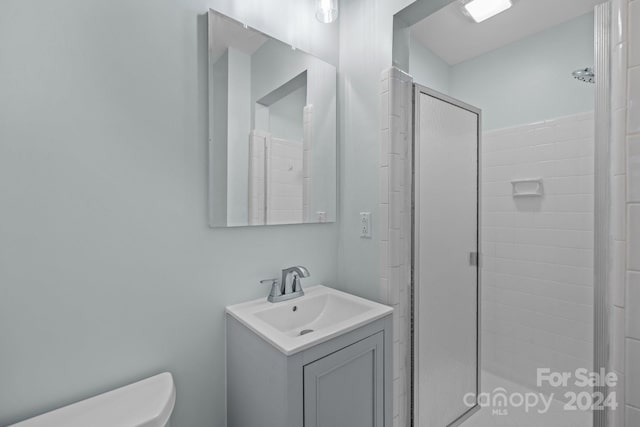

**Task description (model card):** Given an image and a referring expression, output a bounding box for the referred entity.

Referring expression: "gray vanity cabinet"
[303,332,385,427]
[226,315,392,427]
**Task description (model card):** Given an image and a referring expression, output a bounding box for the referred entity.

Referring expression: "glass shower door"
[413,86,480,427]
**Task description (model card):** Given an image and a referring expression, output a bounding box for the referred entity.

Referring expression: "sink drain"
[299,329,314,336]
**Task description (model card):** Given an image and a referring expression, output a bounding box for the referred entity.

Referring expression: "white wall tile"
[629,135,640,202]
[611,42,628,111]
[629,67,640,133]
[612,0,628,45]
[627,405,640,426]
[613,306,627,373]
[608,370,625,427]
[380,68,413,424]
[613,240,628,308]
[629,204,640,270]
[380,92,389,131]
[379,204,389,242]
[613,42,629,111]
[614,174,629,241]
[481,113,594,389]
[630,0,640,67]
[628,271,640,339]
[626,338,640,407]
[612,108,628,175]
[380,166,389,204]
[616,0,640,420]
[380,241,389,279]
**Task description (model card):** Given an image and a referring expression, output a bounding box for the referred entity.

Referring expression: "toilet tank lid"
[10,372,176,427]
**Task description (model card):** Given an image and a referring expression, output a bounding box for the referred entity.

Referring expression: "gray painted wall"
[409,39,452,94]
[0,0,338,426]
[337,0,452,302]
[211,51,229,225]
[226,48,252,225]
[409,12,595,131]
[0,0,464,425]
[269,86,307,143]
[450,12,595,130]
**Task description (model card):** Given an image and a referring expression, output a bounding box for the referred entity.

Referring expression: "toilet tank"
[9,372,176,427]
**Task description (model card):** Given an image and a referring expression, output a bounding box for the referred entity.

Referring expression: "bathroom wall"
[226,48,252,225]
[337,0,408,302]
[611,0,640,424]
[340,0,640,424]
[268,87,306,142]
[481,113,595,396]
[450,12,595,130]
[400,4,597,415]
[211,51,229,225]
[0,1,339,426]
[610,0,628,425]
[0,0,455,424]
[336,1,454,424]
[408,40,451,94]
[625,0,640,421]
[338,0,640,424]
[406,14,595,132]
[337,0,452,303]
[380,67,414,427]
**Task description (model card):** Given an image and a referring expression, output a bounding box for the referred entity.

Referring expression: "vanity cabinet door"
[303,332,385,427]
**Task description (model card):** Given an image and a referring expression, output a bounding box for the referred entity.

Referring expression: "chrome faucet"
[281,266,310,295]
[260,266,310,303]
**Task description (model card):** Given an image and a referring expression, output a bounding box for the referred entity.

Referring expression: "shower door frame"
[593,3,612,427]
[405,3,613,427]
[411,84,482,427]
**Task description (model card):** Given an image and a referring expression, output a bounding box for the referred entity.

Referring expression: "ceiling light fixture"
[316,0,338,24]
[463,0,513,23]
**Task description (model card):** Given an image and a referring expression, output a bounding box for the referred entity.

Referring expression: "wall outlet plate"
[360,212,371,238]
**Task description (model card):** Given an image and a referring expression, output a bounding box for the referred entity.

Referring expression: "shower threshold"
[460,371,592,427]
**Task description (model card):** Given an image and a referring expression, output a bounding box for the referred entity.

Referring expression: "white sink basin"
[226,285,393,355]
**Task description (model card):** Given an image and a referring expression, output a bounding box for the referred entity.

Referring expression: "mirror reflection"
[208,9,337,227]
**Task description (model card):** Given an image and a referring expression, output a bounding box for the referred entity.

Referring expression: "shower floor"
[460,371,592,427]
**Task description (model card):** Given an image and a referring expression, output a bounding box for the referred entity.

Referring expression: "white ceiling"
[410,0,601,65]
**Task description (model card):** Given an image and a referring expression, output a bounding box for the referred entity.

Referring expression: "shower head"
[572,67,595,84]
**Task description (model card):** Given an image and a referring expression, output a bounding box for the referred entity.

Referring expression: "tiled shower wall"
[380,67,412,427]
[481,113,595,397]
[303,105,313,222]
[249,130,267,225]
[248,132,304,225]
[382,2,640,424]
[610,0,640,425]
[610,0,628,424]
[380,69,598,423]
[627,0,640,420]
[266,138,304,225]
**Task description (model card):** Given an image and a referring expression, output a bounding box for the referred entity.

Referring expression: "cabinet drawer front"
[303,332,385,427]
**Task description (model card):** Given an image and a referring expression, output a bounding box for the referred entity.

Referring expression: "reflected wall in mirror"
[208,9,337,227]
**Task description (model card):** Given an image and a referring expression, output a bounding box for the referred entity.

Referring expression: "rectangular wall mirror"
[208,9,337,227]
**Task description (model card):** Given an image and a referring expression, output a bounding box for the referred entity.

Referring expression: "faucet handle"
[260,278,282,300]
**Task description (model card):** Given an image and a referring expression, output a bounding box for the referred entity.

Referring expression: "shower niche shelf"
[511,178,543,197]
